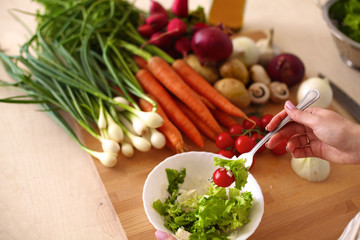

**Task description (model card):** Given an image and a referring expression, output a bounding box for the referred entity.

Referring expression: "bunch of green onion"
[0,0,174,167]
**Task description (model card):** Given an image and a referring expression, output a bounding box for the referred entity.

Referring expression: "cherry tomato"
[251,133,266,152]
[215,132,234,149]
[217,149,234,158]
[228,124,243,136]
[242,116,260,129]
[235,135,256,153]
[271,139,288,156]
[212,167,235,187]
[260,114,274,130]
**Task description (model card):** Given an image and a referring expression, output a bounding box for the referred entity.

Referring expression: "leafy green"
[213,157,248,189]
[329,0,360,43]
[153,167,253,240]
[166,168,186,195]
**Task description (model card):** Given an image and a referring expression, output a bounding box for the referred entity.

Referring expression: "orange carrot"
[138,96,186,153]
[172,59,250,120]
[175,98,218,141]
[135,68,205,148]
[147,56,222,134]
[133,55,148,69]
[210,108,238,129]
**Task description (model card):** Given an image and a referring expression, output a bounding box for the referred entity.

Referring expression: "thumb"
[284,100,318,128]
[155,230,176,240]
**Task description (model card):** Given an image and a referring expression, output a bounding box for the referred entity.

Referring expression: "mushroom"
[248,82,270,104]
[269,81,290,103]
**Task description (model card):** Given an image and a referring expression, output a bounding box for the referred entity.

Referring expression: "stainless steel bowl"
[316,0,360,70]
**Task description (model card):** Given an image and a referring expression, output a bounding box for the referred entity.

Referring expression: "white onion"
[291,157,330,182]
[297,77,333,108]
[231,36,260,67]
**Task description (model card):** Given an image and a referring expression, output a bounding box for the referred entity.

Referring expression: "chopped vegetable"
[213,157,249,189]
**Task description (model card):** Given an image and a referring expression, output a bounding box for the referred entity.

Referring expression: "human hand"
[266,100,360,164]
[155,230,176,240]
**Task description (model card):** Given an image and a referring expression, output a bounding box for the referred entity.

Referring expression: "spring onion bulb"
[135,111,163,128]
[113,96,129,111]
[90,151,118,167]
[145,128,166,149]
[121,140,134,158]
[100,138,120,153]
[97,105,107,130]
[125,112,148,136]
[291,157,330,182]
[105,112,124,142]
[127,132,151,152]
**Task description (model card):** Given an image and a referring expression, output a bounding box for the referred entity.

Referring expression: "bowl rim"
[321,0,360,49]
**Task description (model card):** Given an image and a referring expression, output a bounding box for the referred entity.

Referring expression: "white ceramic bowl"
[142,151,264,240]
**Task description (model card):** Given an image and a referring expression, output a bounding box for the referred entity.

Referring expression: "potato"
[214,78,251,108]
[219,58,249,85]
[184,54,219,84]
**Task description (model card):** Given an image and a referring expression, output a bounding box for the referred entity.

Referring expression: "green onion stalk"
[0,0,174,166]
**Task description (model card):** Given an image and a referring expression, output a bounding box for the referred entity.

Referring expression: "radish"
[137,24,155,38]
[148,32,173,49]
[150,0,167,15]
[166,18,187,38]
[145,13,168,31]
[171,0,188,18]
[191,27,233,64]
[192,23,210,33]
[174,36,191,57]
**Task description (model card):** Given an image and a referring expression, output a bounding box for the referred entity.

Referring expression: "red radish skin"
[145,13,168,31]
[166,18,187,38]
[174,37,190,57]
[267,53,305,87]
[171,0,188,17]
[137,24,155,38]
[191,27,233,64]
[148,32,173,49]
[150,0,167,15]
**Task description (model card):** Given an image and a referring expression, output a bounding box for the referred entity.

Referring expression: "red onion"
[267,53,305,87]
[191,27,233,64]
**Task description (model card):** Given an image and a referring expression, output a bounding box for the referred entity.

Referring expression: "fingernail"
[286,146,289,152]
[155,230,168,240]
[265,124,269,131]
[285,100,296,110]
[265,142,269,148]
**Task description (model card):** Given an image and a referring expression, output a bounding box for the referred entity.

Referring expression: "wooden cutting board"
[80,84,360,240]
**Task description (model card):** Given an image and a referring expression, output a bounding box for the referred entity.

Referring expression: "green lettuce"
[329,0,360,43]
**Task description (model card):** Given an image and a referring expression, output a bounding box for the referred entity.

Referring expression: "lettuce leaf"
[213,157,248,189]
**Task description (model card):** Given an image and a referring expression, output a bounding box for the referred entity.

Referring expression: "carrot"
[175,98,218,141]
[147,56,222,134]
[133,55,148,69]
[172,59,250,121]
[138,96,186,153]
[135,68,205,148]
[210,108,238,129]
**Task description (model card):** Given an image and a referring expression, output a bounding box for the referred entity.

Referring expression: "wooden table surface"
[1,0,360,240]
